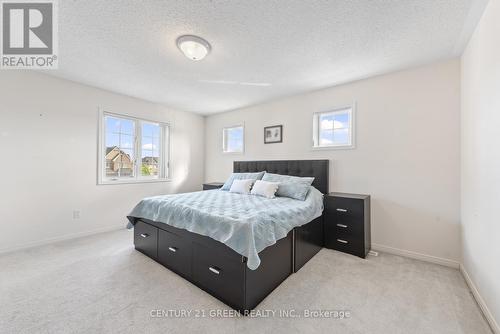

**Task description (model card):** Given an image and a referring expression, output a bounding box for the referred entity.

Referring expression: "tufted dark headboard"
[233,160,329,194]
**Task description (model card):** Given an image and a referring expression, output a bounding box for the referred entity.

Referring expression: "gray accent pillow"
[221,171,265,191]
[261,173,315,201]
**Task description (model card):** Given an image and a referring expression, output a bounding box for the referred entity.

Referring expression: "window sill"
[311,144,355,151]
[222,151,245,155]
[98,178,172,185]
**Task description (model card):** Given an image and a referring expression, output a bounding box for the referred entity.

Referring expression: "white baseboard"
[460,265,500,334]
[0,225,126,255]
[371,243,460,268]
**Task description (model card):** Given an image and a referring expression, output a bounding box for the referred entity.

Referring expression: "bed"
[127,160,329,312]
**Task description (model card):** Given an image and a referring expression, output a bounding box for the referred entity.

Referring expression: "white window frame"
[312,104,355,150]
[97,109,171,185]
[222,124,245,154]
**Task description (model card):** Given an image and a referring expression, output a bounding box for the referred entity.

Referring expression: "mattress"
[127,187,324,270]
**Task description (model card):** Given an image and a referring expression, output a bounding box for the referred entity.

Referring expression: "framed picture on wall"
[264,125,283,144]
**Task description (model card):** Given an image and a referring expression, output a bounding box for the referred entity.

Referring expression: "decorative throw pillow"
[250,180,279,199]
[221,171,265,191]
[261,173,315,201]
[229,179,254,194]
[261,173,315,185]
[276,182,311,201]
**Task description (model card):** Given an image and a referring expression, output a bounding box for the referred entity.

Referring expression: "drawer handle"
[208,266,221,275]
[336,208,348,212]
[140,233,149,238]
[168,247,177,253]
[336,224,348,228]
[337,239,348,244]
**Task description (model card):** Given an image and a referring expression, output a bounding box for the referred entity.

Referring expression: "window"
[98,111,170,184]
[140,122,162,178]
[313,106,354,148]
[223,125,244,153]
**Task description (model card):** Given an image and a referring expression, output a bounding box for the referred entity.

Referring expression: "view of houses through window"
[101,113,168,183]
[105,116,135,178]
[140,122,161,177]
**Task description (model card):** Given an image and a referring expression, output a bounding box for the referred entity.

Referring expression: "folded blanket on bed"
[127,186,324,270]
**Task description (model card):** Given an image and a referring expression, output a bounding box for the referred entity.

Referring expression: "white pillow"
[250,180,279,199]
[229,179,254,194]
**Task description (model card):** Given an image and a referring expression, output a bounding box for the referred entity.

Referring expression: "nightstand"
[202,182,224,190]
[324,192,371,258]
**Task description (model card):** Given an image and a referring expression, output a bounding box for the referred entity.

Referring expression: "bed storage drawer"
[192,242,245,309]
[134,221,158,259]
[158,229,191,278]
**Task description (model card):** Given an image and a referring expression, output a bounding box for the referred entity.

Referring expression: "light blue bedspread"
[127,187,324,270]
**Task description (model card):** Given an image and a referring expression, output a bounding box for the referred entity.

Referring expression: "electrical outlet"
[73,210,81,219]
[368,250,379,257]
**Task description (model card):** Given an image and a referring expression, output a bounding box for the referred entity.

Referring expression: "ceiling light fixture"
[176,35,211,61]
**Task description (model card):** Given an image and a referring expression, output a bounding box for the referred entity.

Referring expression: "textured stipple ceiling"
[51,0,488,114]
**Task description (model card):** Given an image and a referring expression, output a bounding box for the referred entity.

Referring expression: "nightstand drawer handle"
[336,224,348,228]
[209,266,221,275]
[337,239,348,244]
[140,233,149,238]
[168,247,177,253]
[336,208,348,212]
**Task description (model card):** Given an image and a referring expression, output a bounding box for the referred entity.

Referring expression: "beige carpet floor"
[0,229,492,334]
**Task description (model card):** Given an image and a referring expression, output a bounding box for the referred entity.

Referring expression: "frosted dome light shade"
[176,35,211,61]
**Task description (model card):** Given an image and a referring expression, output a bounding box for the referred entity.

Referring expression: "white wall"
[205,59,461,264]
[0,71,205,252]
[461,0,500,330]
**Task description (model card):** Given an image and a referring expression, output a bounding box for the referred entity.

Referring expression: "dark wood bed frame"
[132,160,329,312]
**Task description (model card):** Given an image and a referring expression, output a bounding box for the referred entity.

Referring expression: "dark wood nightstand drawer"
[328,197,364,222]
[158,229,192,278]
[325,229,365,257]
[134,221,158,259]
[203,182,224,190]
[192,242,245,309]
[326,221,363,239]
